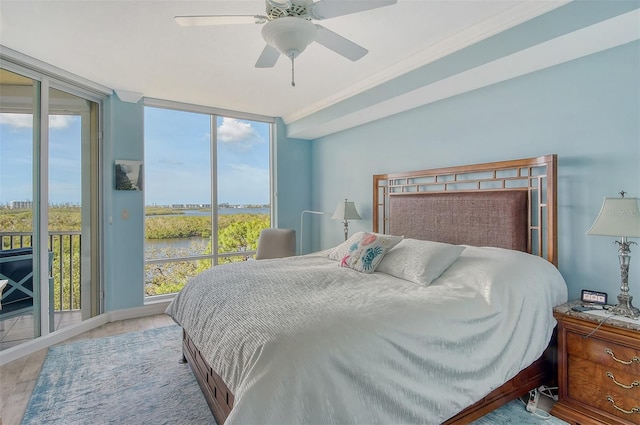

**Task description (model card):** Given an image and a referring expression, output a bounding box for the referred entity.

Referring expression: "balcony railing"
[0,231,81,312]
[2,231,259,306]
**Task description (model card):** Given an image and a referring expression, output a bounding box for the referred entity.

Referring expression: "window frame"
[142,98,275,300]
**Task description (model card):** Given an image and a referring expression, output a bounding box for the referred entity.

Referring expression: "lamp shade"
[261,17,317,58]
[586,197,640,237]
[331,199,361,221]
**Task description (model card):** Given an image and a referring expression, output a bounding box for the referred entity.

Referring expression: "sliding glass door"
[48,87,101,324]
[0,66,102,350]
[0,69,40,348]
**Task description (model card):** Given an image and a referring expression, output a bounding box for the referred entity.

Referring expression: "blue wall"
[273,118,314,253]
[103,96,145,311]
[308,41,640,303]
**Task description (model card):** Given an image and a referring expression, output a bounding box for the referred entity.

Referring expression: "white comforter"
[166,246,567,424]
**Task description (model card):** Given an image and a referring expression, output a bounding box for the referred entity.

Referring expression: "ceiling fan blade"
[175,15,268,26]
[314,25,368,61]
[255,45,280,68]
[309,0,397,20]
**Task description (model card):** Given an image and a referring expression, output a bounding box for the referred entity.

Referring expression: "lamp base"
[609,293,640,319]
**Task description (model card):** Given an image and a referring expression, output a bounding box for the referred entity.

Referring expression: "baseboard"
[0,301,172,366]
[107,300,171,322]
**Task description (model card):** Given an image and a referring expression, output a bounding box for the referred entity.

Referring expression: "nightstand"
[551,301,640,425]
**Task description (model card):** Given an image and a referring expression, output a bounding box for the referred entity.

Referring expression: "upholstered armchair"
[255,229,296,260]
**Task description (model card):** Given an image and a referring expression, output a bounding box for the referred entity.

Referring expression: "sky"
[0,113,81,205]
[0,107,270,206]
[145,107,270,206]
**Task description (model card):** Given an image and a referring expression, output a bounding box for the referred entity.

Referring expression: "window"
[143,104,273,298]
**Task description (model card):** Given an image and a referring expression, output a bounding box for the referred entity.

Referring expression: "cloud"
[0,113,77,129]
[217,117,262,150]
[0,113,32,128]
[49,115,77,129]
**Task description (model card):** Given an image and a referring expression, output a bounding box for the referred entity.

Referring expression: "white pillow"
[376,238,465,285]
[330,232,403,273]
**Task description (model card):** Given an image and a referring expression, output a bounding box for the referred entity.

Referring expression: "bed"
[166,154,567,424]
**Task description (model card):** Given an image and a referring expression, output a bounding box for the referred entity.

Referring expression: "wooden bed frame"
[182,154,559,424]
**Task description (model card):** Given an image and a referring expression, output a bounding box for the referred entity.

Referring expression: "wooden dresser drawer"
[568,356,640,424]
[567,331,640,375]
[552,304,640,425]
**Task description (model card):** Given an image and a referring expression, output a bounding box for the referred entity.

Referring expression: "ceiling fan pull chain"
[290,55,296,87]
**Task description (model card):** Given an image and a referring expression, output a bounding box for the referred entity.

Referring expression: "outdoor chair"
[0,248,35,320]
[0,248,54,331]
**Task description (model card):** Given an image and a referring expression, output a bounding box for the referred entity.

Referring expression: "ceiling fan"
[175,0,397,86]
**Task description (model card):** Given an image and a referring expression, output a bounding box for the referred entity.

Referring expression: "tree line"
[1,208,271,301]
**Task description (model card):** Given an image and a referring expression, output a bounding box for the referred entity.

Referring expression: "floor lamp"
[300,210,324,255]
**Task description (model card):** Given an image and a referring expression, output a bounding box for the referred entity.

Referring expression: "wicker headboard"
[373,155,557,266]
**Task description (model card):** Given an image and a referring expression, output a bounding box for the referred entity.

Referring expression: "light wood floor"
[0,313,175,425]
[1,311,83,351]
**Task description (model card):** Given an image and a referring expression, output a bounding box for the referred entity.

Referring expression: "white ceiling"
[1,1,637,139]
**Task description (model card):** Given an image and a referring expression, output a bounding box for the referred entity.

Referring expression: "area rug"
[23,324,569,425]
[22,325,213,425]
[470,399,569,425]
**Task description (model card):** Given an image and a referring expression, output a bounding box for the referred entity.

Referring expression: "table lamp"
[331,199,361,241]
[587,191,640,318]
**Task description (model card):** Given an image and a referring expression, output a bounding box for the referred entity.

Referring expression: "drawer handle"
[606,396,640,415]
[607,372,640,389]
[605,348,640,365]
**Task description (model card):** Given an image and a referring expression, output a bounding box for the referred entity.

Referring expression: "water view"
[145,237,207,257]
[144,207,269,257]
[143,206,271,296]
[152,207,270,217]
[1,205,271,299]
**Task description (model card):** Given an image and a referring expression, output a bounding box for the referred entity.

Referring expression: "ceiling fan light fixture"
[266,0,292,9]
[261,17,317,59]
